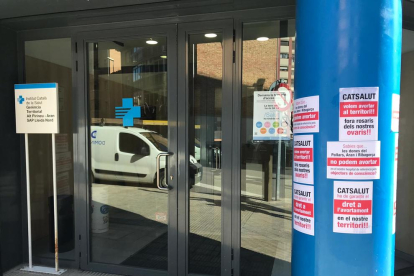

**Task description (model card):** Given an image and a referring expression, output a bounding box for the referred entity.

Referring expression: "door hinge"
[76,60,78,71]
[75,42,78,53]
[79,252,81,258]
[233,51,235,63]
[79,235,81,240]
[233,29,236,43]
[231,268,234,276]
[231,248,234,260]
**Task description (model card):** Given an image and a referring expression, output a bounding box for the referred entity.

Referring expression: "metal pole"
[52,134,59,272]
[25,133,33,269]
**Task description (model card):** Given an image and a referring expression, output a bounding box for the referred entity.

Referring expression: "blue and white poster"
[253,91,292,141]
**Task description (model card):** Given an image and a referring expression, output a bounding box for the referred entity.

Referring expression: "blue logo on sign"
[115,98,141,127]
[269,128,275,134]
[91,130,97,139]
[100,205,109,214]
[256,122,263,128]
[17,95,25,104]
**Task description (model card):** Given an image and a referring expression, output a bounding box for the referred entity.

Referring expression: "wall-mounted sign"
[15,83,59,134]
[339,87,379,141]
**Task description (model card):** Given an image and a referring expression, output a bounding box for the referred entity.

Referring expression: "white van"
[91,126,201,187]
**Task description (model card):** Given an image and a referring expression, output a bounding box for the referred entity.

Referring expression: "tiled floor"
[4,266,118,276]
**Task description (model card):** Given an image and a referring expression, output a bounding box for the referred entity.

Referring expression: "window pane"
[88,37,170,271]
[25,38,75,261]
[119,133,144,155]
[188,32,223,275]
[240,20,295,276]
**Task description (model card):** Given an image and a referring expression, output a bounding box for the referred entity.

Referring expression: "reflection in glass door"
[178,20,233,276]
[86,35,178,273]
[187,32,224,275]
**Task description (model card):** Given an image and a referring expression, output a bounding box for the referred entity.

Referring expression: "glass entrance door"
[77,25,178,275]
[177,20,234,276]
[76,21,234,276]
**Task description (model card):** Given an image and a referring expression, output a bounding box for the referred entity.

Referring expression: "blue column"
[293,1,402,276]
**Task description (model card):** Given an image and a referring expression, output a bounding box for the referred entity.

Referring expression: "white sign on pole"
[15,83,59,134]
[16,83,65,275]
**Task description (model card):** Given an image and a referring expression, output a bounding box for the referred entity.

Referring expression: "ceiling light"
[257,37,269,42]
[146,38,158,45]
[160,55,167,59]
[205,33,217,38]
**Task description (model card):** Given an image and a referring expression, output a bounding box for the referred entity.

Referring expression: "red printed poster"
[391,94,400,133]
[293,96,319,133]
[293,183,314,236]
[393,133,398,234]
[339,87,379,141]
[333,181,372,234]
[293,135,314,184]
[327,141,381,180]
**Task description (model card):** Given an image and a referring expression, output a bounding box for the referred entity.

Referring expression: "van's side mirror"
[139,146,150,156]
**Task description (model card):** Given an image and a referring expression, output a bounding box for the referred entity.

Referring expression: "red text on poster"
[339,87,379,141]
[293,183,314,236]
[327,141,381,180]
[293,96,319,134]
[334,181,373,234]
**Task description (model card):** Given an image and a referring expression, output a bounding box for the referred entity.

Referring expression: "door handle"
[115,153,119,161]
[156,152,173,191]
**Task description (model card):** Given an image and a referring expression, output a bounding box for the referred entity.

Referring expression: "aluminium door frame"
[17,28,80,270]
[177,19,234,276]
[75,23,178,276]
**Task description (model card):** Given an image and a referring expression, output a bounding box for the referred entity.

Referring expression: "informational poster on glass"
[253,91,292,140]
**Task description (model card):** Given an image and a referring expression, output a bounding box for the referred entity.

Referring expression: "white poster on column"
[327,141,381,180]
[339,87,379,141]
[293,183,314,236]
[393,133,399,234]
[293,96,319,133]
[333,181,373,234]
[293,135,314,185]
